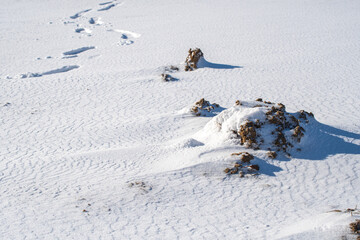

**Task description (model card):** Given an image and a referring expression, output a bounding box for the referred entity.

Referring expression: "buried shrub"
[161,73,176,82]
[350,219,360,234]
[194,98,316,178]
[267,151,277,159]
[231,152,254,163]
[238,121,258,148]
[191,98,315,177]
[160,65,179,82]
[225,152,259,178]
[185,48,204,71]
[164,65,179,72]
[226,99,314,155]
[190,98,221,117]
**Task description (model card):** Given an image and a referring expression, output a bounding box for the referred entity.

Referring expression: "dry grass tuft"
[190,98,220,116]
[161,73,176,82]
[267,151,277,159]
[185,48,203,71]
[350,219,360,234]
[238,121,258,148]
[240,152,254,163]
[293,126,305,142]
[166,65,179,72]
[248,164,260,171]
[231,152,254,163]
[225,152,257,178]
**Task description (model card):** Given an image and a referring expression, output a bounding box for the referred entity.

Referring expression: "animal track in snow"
[111,29,141,38]
[70,9,92,19]
[98,2,121,12]
[118,35,134,45]
[20,65,80,78]
[62,55,78,59]
[107,29,141,45]
[75,28,92,34]
[99,1,113,5]
[63,46,96,56]
[89,17,103,25]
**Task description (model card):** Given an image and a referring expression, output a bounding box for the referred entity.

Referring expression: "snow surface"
[1,0,360,239]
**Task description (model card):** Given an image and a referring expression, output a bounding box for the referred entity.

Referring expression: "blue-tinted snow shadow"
[292,120,360,160]
[198,58,242,70]
[172,159,282,178]
[200,106,227,117]
[253,157,282,177]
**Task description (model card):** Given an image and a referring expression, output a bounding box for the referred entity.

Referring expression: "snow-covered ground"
[1,0,360,239]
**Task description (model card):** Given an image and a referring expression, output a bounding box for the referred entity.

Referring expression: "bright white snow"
[1,0,360,239]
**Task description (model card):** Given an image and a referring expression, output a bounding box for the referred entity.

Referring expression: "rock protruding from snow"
[196,99,315,156]
[185,48,204,71]
[190,98,222,117]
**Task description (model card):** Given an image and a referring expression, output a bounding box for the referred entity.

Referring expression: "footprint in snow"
[70,9,92,19]
[20,65,80,78]
[89,17,103,25]
[98,2,122,11]
[118,34,133,45]
[75,28,92,34]
[107,29,141,46]
[99,1,113,5]
[63,46,95,56]
[62,46,95,59]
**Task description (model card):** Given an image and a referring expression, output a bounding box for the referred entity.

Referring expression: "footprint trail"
[20,65,80,78]
[63,46,95,56]
[70,9,92,19]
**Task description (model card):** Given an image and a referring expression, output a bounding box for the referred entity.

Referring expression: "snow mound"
[177,138,205,148]
[196,99,315,155]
